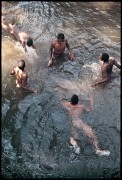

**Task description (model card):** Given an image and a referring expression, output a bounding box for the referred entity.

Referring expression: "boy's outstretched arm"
[83,95,94,112]
[91,77,109,87]
[66,39,74,61]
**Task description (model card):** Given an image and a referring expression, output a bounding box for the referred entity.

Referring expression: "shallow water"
[1,1,121,178]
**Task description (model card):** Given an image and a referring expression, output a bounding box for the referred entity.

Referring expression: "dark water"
[1,1,121,178]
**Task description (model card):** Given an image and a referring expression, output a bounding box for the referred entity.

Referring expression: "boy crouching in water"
[10,60,37,93]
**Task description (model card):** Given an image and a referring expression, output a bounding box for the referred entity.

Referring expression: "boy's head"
[27,38,33,47]
[57,33,65,43]
[2,16,8,25]
[18,60,25,71]
[99,53,109,62]
[71,94,79,105]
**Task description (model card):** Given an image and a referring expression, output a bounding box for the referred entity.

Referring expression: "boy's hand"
[70,52,74,61]
[48,59,52,67]
[91,83,96,87]
[10,70,15,76]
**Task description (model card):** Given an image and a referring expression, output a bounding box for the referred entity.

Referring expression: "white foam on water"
[26,46,38,63]
[70,137,80,154]
[73,145,80,154]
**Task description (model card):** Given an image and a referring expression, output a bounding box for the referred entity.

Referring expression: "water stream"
[1,1,121,178]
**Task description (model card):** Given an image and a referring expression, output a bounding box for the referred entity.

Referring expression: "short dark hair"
[71,94,79,105]
[57,33,65,40]
[27,38,33,47]
[18,60,25,71]
[101,53,109,62]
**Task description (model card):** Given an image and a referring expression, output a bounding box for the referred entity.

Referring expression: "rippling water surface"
[2,1,121,178]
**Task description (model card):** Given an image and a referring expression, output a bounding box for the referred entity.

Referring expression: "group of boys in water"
[2,16,121,156]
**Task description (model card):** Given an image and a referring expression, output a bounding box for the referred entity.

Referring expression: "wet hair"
[57,33,65,40]
[18,60,25,71]
[2,16,7,24]
[101,53,109,62]
[71,94,79,105]
[27,38,33,47]
[2,16,6,22]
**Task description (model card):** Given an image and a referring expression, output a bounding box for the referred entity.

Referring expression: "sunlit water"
[2,1,120,178]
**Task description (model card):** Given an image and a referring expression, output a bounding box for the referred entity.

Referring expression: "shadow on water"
[2,1,121,179]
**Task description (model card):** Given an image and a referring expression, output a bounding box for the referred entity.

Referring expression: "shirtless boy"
[48,33,74,66]
[62,94,110,156]
[10,60,37,93]
[91,53,121,87]
[2,16,34,49]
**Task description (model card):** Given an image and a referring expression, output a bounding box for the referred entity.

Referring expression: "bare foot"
[70,137,77,146]
[96,149,110,156]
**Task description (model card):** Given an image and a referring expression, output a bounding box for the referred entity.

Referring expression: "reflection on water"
[2,1,120,178]
[2,37,25,66]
